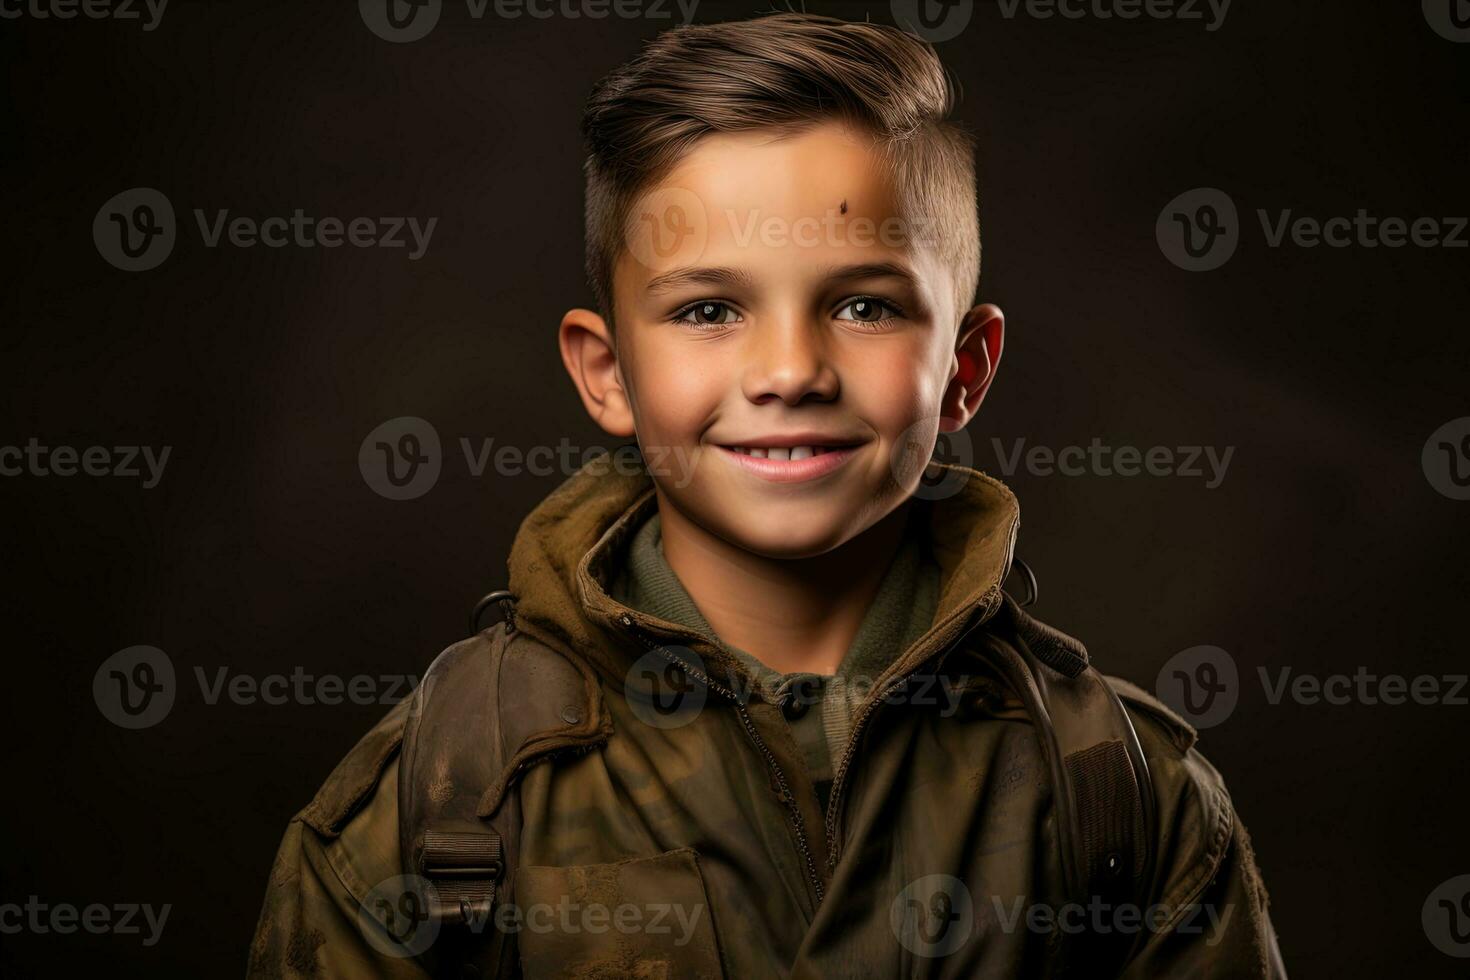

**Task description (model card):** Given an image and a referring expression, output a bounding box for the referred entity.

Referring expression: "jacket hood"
[506,451,1021,694]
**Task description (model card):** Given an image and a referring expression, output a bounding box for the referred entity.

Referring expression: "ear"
[558,307,636,438]
[938,303,1004,434]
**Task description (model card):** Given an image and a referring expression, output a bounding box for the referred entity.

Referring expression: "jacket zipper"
[821,597,999,874]
[618,614,827,906]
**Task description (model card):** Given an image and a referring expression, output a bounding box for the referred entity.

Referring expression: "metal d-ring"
[470,590,517,634]
[1010,557,1039,607]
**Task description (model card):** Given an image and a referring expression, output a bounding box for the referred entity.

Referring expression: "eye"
[671,300,741,330]
[835,296,903,328]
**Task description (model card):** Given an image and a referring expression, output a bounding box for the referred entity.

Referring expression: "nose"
[740,313,840,406]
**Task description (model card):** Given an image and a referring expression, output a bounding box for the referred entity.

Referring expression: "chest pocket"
[514,847,725,980]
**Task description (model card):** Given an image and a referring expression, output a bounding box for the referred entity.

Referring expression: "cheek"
[842,338,948,431]
[623,343,724,440]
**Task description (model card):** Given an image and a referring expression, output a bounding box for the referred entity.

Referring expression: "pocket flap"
[514,847,724,979]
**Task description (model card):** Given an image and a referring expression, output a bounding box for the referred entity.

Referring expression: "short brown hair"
[580,12,980,327]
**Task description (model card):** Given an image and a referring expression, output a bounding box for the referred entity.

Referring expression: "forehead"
[675,122,900,221]
[615,121,948,298]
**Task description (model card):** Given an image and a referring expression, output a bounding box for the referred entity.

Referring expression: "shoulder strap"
[983,593,1158,978]
[396,592,607,977]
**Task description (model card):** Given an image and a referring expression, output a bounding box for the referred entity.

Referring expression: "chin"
[703,497,869,560]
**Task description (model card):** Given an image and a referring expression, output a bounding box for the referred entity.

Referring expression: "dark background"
[3,0,1467,974]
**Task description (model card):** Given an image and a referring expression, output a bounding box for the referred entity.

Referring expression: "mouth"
[713,439,865,483]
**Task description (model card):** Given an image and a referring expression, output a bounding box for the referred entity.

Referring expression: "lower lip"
[715,445,861,483]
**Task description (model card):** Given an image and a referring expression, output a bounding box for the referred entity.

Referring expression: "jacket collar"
[507,451,1021,693]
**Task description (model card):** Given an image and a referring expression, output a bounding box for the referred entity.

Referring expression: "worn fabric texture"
[248,455,1285,978]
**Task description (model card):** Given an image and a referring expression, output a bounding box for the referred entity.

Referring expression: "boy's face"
[562,121,1002,559]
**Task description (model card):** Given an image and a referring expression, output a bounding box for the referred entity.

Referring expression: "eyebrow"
[643,261,919,296]
[822,261,921,287]
[644,266,755,295]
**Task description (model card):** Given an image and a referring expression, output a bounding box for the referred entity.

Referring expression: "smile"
[715,443,862,483]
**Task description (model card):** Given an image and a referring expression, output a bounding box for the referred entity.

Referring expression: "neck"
[655,493,911,675]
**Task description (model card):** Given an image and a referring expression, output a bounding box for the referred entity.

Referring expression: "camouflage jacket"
[249,458,1286,978]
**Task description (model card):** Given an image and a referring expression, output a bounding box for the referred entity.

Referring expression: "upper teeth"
[732,446,829,459]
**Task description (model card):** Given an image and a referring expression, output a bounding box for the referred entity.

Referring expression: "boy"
[250,13,1286,978]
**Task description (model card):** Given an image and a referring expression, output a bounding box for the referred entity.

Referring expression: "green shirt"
[610,508,940,811]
